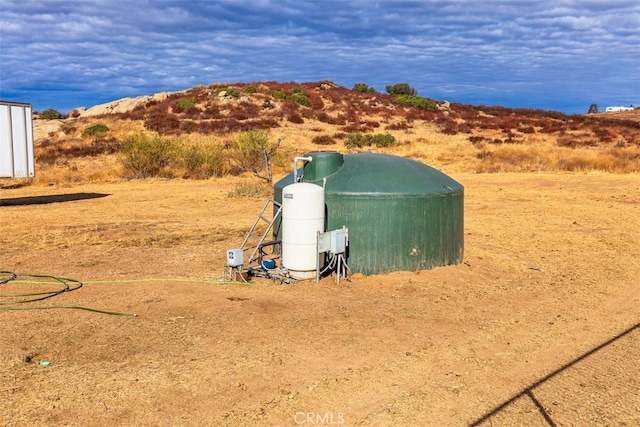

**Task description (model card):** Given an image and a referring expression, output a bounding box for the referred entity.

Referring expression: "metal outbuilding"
[0,100,35,178]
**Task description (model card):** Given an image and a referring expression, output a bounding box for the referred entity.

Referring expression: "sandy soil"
[1,173,639,426]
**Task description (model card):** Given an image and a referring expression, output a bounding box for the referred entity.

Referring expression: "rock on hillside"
[32,119,66,143]
[79,91,177,117]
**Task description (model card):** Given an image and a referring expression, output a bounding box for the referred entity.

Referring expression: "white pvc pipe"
[293,156,312,182]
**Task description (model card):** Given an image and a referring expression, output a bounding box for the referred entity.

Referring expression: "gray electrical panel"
[330,228,348,254]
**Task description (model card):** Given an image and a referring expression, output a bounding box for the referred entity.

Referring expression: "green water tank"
[273,151,464,275]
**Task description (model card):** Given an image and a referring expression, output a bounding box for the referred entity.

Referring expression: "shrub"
[353,83,376,93]
[315,111,347,125]
[243,85,258,94]
[60,122,77,135]
[36,137,120,164]
[342,123,367,133]
[180,141,227,179]
[393,95,437,111]
[518,125,536,134]
[203,103,221,118]
[229,102,260,120]
[385,121,412,131]
[267,89,287,100]
[39,108,63,120]
[289,92,311,107]
[345,133,367,148]
[177,97,197,111]
[215,87,240,97]
[281,100,300,118]
[307,91,325,110]
[469,135,488,147]
[344,132,397,148]
[287,112,304,124]
[370,133,397,147]
[456,122,473,134]
[385,83,417,96]
[82,123,109,137]
[439,120,459,135]
[229,130,283,184]
[343,120,378,133]
[144,111,180,133]
[312,135,337,145]
[118,133,178,178]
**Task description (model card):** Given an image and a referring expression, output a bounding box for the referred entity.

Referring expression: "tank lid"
[302,151,344,182]
[321,153,463,195]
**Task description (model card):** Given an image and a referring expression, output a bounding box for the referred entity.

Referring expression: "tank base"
[288,270,316,280]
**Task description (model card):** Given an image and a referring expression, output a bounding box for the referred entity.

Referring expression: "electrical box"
[317,231,331,253]
[330,228,348,254]
[226,248,244,267]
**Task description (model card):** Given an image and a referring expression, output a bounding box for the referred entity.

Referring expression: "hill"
[26,80,640,185]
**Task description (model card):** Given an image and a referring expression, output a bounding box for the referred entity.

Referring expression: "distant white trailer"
[605,106,634,112]
[0,100,35,178]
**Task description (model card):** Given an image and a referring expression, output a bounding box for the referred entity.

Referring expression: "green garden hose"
[0,271,255,316]
[0,271,134,316]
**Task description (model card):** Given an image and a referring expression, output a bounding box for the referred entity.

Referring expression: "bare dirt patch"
[1,173,639,426]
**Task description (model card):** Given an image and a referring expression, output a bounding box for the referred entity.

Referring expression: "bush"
[82,123,109,137]
[229,130,283,184]
[215,87,240,97]
[289,92,311,107]
[180,141,227,179]
[243,85,258,94]
[353,83,376,93]
[39,108,63,120]
[393,95,437,111]
[385,83,417,96]
[308,91,325,110]
[177,97,197,111]
[118,133,178,178]
[287,112,304,124]
[144,111,180,133]
[36,137,120,164]
[345,133,367,148]
[386,121,412,131]
[267,89,287,100]
[370,133,397,147]
[312,135,336,145]
[345,132,397,148]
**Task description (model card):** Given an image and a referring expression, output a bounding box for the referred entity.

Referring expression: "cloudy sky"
[1,0,638,114]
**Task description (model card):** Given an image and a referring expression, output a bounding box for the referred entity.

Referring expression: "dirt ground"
[1,172,639,426]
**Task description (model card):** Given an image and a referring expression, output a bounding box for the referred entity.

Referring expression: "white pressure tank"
[282,182,325,279]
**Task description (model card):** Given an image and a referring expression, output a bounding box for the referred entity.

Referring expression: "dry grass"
[228,180,273,198]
